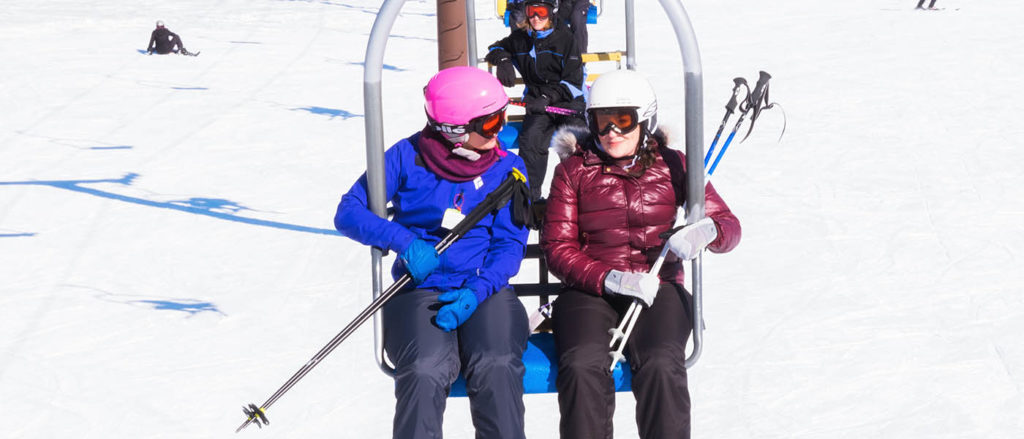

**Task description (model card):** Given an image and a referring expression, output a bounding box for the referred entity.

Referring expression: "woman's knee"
[464,350,520,375]
[631,346,687,378]
[397,350,459,386]
[557,343,609,379]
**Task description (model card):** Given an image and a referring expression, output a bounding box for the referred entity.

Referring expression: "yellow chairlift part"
[580,51,622,64]
[496,0,506,19]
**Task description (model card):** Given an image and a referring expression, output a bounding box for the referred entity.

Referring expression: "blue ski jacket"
[334,132,530,305]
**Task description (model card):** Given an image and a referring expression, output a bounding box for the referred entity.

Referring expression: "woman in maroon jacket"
[541,69,741,439]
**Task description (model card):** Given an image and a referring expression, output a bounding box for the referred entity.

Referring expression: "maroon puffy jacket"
[541,127,741,295]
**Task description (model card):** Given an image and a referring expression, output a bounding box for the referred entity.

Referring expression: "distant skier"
[916,0,938,9]
[334,66,530,439]
[541,70,742,439]
[147,20,193,55]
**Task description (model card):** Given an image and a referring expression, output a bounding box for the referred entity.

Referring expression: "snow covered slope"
[1,0,1021,437]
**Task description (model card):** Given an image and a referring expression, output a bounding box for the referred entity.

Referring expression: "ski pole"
[609,70,778,369]
[607,240,673,370]
[235,169,528,433]
[508,100,580,116]
[607,146,733,371]
[608,301,639,348]
[707,71,772,177]
[705,77,749,168]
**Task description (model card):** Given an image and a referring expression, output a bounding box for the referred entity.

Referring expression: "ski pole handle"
[706,78,750,167]
[726,77,748,113]
[739,71,773,142]
[508,100,579,116]
[749,71,771,104]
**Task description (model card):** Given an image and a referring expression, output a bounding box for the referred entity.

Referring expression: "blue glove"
[399,239,439,285]
[435,288,479,332]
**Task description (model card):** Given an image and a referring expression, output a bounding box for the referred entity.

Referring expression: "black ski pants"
[552,283,693,439]
[383,288,529,439]
[916,0,937,8]
[517,112,584,200]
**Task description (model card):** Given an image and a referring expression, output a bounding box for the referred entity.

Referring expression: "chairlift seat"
[450,332,632,396]
[450,242,633,396]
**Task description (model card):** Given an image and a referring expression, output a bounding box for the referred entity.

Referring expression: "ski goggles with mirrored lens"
[429,105,508,140]
[526,4,552,19]
[588,107,640,136]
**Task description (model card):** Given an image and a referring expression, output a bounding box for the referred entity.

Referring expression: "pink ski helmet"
[424,66,508,126]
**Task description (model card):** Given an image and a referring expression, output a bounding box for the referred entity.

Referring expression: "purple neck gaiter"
[417,126,499,182]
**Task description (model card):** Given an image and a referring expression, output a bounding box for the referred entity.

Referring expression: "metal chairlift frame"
[362,0,707,379]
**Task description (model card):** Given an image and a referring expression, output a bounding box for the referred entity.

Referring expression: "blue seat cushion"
[450,332,632,396]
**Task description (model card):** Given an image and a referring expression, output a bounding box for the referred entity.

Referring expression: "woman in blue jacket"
[334,66,530,439]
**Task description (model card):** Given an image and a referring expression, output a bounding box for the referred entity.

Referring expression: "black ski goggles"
[588,107,640,137]
[429,105,508,139]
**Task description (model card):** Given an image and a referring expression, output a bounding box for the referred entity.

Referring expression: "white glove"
[665,217,718,261]
[604,270,660,307]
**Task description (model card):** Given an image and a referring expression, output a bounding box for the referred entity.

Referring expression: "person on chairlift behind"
[507,0,589,53]
[487,0,586,201]
[334,66,531,439]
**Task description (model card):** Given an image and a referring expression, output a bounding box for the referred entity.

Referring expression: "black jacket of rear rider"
[486,24,586,113]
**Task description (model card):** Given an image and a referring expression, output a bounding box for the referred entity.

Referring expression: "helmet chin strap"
[637,121,653,150]
[451,146,482,161]
[439,132,482,161]
[591,137,639,170]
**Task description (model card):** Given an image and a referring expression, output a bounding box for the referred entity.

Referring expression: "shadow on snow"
[348,61,408,72]
[134,299,225,316]
[0,173,339,236]
[290,105,362,118]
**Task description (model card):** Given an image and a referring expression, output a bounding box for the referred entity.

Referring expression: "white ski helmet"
[155,20,165,28]
[587,69,658,135]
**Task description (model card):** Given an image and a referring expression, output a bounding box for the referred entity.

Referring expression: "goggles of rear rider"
[526,4,552,19]
[429,105,508,139]
[588,107,640,136]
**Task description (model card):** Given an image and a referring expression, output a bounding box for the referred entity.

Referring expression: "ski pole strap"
[447,169,529,242]
[764,102,787,142]
[746,71,771,111]
[508,100,580,116]
[741,71,773,142]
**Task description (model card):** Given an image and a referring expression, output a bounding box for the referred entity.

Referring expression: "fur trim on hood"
[551,124,591,162]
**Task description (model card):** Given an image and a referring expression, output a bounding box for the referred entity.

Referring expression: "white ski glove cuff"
[604,270,660,307]
[665,217,718,261]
